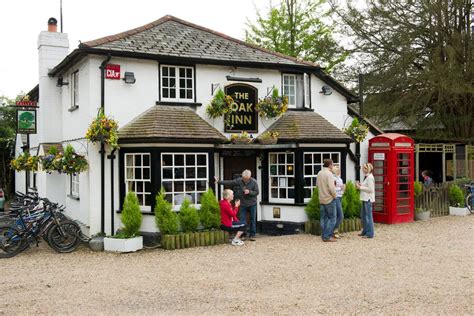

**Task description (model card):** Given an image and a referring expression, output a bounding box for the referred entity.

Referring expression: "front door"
[223,156,257,187]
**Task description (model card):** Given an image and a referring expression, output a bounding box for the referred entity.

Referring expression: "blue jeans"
[361,200,375,238]
[334,197,344,232]
[320,199,337,240]
[239,204,257,237]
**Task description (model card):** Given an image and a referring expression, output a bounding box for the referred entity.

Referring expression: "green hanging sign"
[17,109,37,134]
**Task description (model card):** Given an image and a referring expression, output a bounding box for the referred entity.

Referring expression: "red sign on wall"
[105,64,121,80]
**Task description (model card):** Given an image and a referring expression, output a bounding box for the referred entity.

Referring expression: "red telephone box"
[369,133,414,224]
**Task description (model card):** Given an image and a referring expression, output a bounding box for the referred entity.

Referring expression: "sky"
[0,0,271,99]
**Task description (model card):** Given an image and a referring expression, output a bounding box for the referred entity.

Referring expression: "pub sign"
[224,84,258,133]
[17,109,37,134]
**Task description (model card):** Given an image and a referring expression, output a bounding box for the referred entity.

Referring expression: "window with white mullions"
[70,173,79,198]
[161,153,208,210]
[161,65,194,102]
[269,152,295,202]
[303,152,341,201]
[125,153,152,211]
[282,73,310,109]
[71,70,79,108]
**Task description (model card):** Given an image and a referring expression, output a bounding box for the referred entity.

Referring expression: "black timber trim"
[226,75,262,83]
[119,147,216,213]
[155,101,202,107]
[118,137,226,144]
[294,148,304,204]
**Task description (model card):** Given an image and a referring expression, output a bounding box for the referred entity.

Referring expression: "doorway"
[223,155,257,186]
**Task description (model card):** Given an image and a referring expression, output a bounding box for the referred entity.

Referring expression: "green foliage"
[199,189,221,230]
[246,0,348,71]
[414,181,423,197]
[449,184,464,207]
[154,187,179,235]
[0,102,16,198]
[255,88,288,119]
[179,198,200,233]
[305,188,320,220]
[342,181,361,218]
[205,89,234,127]
[121,192,143,238]
[343,118,369,143]
[331,0,474,140]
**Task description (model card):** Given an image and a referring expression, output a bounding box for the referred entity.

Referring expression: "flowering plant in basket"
[230,131,253,144]
[258,131,279,144]
[85,108,119,148]
[206,89,235,127]
[10,152,39,172]
[255,88,288,119]
[55,145,88,175]
[343,118,369,143]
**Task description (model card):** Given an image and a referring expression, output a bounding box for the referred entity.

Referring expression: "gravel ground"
[1,215,473,315]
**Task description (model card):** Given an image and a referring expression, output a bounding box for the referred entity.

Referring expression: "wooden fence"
[415,183,450,217]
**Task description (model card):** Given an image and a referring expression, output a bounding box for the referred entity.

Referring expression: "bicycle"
[465,182,474,214]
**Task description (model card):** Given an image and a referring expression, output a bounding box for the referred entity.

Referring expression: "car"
[0,188,5,212]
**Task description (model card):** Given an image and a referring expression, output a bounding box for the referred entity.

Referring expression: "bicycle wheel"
[466,193,473,214]
[0,225,27,258]
[46,220,81,253]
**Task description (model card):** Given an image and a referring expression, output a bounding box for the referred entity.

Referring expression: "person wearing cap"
[356,163,375,238]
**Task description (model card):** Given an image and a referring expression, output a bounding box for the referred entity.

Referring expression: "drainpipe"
[99,54,111,235]
[355,73,364,181]
[108,148,117,236]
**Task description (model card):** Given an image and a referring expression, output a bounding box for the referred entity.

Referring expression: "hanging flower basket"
[41,145,88,175]
[230,132,253,144]
[258,131,279,145]
[10,152,39,172]
[343,118,369,143]
[255,88,288,119]
[205,88,235,127]
[85,108,119,149]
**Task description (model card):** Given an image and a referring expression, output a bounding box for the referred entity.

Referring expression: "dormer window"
[160,65,194,102]
[282,73,311,109]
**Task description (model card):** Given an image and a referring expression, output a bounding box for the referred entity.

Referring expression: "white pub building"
[16,16,380,240]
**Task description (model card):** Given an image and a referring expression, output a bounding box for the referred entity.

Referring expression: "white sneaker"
[231,238,244,246]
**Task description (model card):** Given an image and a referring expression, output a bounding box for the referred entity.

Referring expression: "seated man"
[219,189,246,246]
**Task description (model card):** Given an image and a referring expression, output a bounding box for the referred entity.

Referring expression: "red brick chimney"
[48,17,58,32]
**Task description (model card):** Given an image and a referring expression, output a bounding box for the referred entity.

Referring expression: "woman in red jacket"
[220,189,247,246]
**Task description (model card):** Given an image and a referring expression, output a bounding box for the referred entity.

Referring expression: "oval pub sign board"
[224,83,258,133]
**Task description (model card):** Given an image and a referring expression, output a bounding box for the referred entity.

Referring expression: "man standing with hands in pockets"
[316,159,338,242]
[215,169,259,241]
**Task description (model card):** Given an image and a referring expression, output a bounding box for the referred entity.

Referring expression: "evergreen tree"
[341,181,361,219]
[0,97,16,198]
[154,187,179,235]
[199,189,221,230]
[305,188,320,220]
[121,191,143,237]
[246,0,348,71]
[179,198,200,233]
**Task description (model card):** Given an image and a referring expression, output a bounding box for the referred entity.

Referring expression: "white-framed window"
[303,152,341,201]
[71,70,79,108]
[70,174,79,198]
[282,73,310,108]
[161,153,208,210]
[269,152,295,202]
[125,153,152,211]
[160,65,194,102]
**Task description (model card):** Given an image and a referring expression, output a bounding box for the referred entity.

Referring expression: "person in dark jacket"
[215,169,259,240]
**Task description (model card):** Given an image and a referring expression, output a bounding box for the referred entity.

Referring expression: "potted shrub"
[154,188,179,249]
[413,181,430,220]
[85,108,119,149]
[343,118,369,143]
[449,184,467,216]
[205,88,235,127]
[230,131,253,144]
[304,188,321,235]
[341,181,362,231]
[199,189,221,230]
[178,199,200,248]
[104,192,143,252]
[10,152,39,172]
[255,88,288,119]
[258,131,279,145]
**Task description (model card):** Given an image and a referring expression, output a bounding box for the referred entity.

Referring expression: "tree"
[304,188,320,220]
[154,187,179,235]
[0,96,16,199]
[199,189,221,230]
[121,192,143,237]
[330,0,474,140]
[246,0,348,71]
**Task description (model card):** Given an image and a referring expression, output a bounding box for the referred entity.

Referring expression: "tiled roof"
[80,15,316,67]
[118,105,227,143]
[257,111,352,143]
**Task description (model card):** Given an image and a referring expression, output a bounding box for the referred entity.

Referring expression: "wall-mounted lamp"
[123,72,136,84]
[319,85,332,95]
[56,77,69,87]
